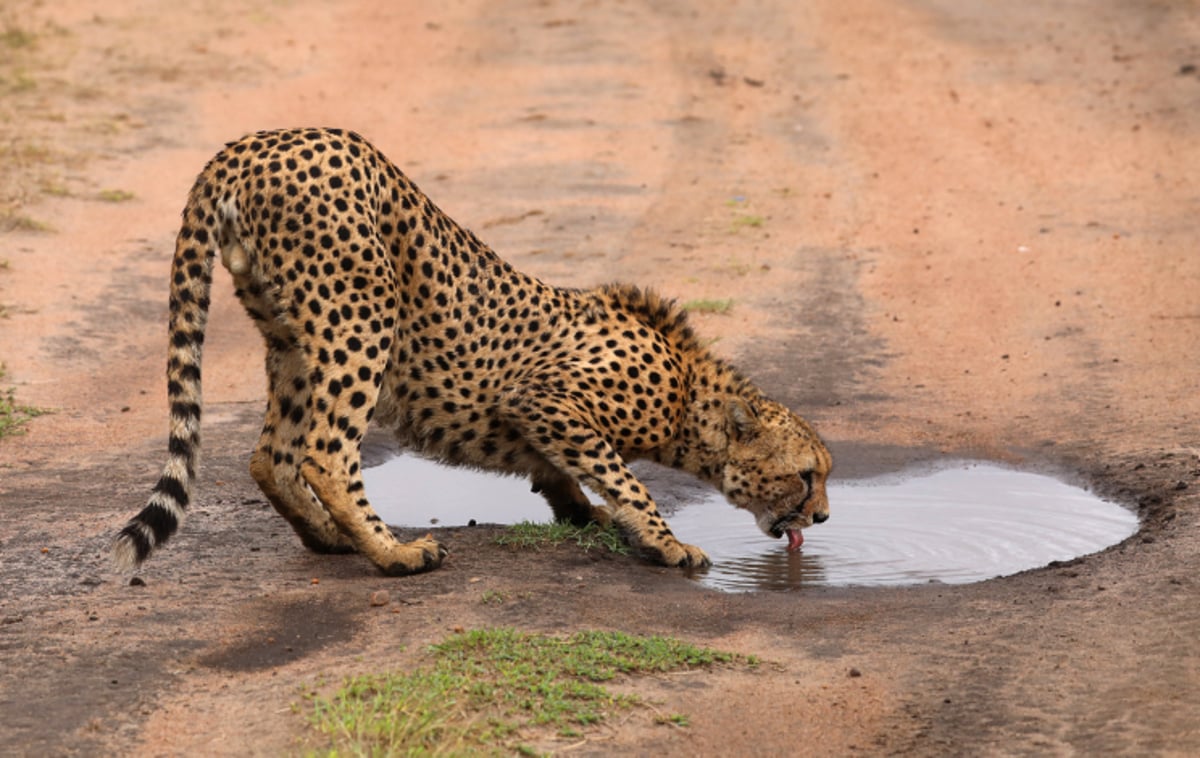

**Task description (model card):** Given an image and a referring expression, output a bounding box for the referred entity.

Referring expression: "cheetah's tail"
[112,185,220,570]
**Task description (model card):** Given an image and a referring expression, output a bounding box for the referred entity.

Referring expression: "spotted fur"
[113,127,831,575]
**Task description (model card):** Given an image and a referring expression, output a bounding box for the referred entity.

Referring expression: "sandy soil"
[1,0,1198,754]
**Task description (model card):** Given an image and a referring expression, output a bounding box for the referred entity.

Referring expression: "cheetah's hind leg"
[248,343,357,554]
[291,261,446,576]
[300,434,447,576]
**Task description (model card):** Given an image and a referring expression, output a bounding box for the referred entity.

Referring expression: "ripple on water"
[673,463,1138,591]
[363,457,1138,592]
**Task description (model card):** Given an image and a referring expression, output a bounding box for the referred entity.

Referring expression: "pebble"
[369,590,390,607]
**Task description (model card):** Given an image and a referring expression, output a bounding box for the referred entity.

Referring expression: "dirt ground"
[1,0,1198,754]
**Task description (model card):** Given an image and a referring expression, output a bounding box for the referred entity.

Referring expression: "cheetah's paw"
[379,533,448,576]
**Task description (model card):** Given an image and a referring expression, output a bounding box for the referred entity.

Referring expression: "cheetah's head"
[717,396,831,550]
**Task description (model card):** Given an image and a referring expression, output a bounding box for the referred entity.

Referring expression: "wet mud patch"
[198,595,365,672]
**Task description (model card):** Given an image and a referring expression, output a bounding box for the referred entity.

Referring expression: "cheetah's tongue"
[785,528,804,552]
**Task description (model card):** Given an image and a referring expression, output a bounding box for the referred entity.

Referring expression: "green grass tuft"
[682,298,733,315]
[0,369,49,441]
[655,713,691,727]
[731,213,765,229]
[494,520,629,555]
[1,26,35,50]
[0,211,52,232]
[303,628,753,755]
[480,589,508,605]
[1,70,36,93]
[95,188,135,202]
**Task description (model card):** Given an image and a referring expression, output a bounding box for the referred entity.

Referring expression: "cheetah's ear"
[727,397,762,442]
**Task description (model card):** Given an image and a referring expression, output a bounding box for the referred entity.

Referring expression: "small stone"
[369,590,390,607]
[129,576,146,587]
[848,668,862,678]
[1174,481,1188,491]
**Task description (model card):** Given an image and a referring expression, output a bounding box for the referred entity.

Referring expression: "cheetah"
[112,127,831,576]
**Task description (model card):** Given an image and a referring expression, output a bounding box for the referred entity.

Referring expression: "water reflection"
[701,547,830,591]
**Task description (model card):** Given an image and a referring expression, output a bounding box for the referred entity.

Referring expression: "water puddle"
[670,463,1137,591]
[363,452,550,527]
[363,453,1138,591]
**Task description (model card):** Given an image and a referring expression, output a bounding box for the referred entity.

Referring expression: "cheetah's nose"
[811,511,829,524]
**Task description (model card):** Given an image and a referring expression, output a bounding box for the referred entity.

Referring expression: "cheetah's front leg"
[502,386,710,568]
